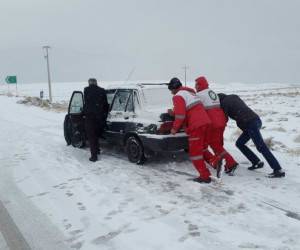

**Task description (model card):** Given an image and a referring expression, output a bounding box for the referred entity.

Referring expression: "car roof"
[106,82,168,90]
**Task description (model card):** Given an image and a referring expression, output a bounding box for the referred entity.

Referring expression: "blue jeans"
[235,118,281,171]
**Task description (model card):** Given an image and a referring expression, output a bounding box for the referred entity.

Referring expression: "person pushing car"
[218,93,285,178]
[195,76,238,175]
[168,77,212,183]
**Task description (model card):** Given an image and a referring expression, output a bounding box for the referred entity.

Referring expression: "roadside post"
[182,65,189,87]
[42,46,53,103]
[5,75,17,96]
[40,90,44,99]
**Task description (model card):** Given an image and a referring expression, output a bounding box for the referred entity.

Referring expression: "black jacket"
[218,93,259,130]
[83,85,109,120]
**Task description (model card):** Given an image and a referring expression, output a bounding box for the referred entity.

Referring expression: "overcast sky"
[1,0,300,84]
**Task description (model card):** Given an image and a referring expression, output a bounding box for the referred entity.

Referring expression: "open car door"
[64,91,86,147]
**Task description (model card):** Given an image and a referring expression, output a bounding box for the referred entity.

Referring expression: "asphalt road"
[0,97,71,250]
[0,200,31,250]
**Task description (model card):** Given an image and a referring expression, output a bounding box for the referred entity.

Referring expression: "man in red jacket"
[168,77,212,183]
[195,76,238,174]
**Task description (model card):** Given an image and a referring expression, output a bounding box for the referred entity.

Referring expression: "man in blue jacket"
[218,93,285,178]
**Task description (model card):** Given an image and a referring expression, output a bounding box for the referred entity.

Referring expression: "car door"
[105,89,134,144]
[123,90,139,131]
[64,91,86,147]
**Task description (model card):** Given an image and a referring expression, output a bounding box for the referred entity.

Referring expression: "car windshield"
[142,87,173,109]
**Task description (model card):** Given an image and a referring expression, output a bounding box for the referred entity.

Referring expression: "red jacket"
[195,76,227,128]
[172,86,211,133]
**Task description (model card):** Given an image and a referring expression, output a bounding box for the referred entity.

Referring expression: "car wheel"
[125,136,146,165]
[71,130,85,148]
[64,115,73,145]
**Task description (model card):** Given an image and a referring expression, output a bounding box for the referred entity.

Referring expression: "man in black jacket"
[84,78,109,162]
[218,93,285,178]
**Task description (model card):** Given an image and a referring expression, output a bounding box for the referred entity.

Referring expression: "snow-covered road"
[0,84,300,250]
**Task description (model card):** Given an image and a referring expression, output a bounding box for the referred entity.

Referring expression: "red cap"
[195,76,209,92]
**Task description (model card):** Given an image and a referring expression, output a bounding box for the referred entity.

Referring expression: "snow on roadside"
[0,82,300,250]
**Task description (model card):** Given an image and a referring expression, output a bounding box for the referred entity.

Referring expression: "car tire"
[64,115,72,146]
[71,130,86,148]
[125,136,146,165]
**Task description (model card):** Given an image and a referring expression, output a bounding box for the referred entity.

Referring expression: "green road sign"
[5,76,17,84]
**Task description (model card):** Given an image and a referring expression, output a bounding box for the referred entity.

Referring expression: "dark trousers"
[85,115,102,157]
[235,118,281,171]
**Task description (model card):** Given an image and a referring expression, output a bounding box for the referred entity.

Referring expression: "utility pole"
[182,65,189,86]
[43,46,53,103]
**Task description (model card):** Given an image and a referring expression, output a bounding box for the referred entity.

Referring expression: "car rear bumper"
[139,133,188,152]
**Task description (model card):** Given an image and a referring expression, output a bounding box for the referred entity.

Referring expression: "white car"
[64,83,188,164]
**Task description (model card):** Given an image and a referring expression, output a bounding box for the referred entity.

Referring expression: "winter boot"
[89,155,98,162]
[225,163,239,175]
[193,177,212,184]
[248,161,264,170]
[268,169,285,178]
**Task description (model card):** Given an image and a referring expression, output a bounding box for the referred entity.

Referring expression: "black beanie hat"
[88,78,97,85]
[168,77,182,90]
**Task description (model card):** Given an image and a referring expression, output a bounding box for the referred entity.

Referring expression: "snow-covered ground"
[0,82,299,250]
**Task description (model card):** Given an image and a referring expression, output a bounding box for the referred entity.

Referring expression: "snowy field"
[0,81,300,250]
